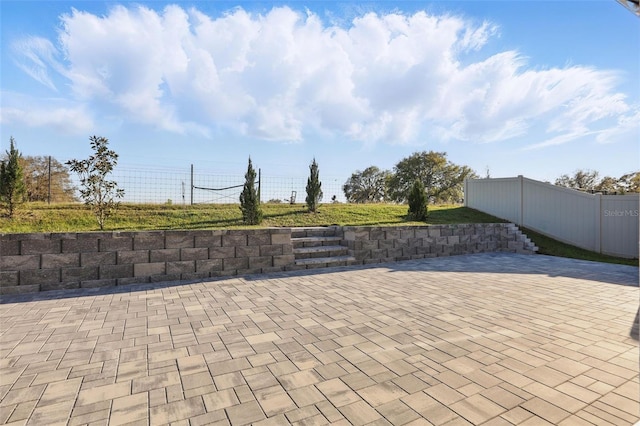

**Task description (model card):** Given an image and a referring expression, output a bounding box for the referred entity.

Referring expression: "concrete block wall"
[342,223,535,265]
[0,229,293,295]
[0,223,533,295]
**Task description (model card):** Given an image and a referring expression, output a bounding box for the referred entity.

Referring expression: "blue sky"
[1,0,638,192]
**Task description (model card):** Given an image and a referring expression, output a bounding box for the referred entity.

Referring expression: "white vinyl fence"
[464,176,639,259]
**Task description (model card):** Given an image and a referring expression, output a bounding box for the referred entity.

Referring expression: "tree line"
[554,169,639,194]
[342,151,476,204]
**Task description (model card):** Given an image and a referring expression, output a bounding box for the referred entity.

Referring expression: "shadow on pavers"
[631,308,639,341]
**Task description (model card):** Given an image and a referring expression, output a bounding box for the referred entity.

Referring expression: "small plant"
[305,158,323,213]
[239,157,263,225]
[0,137,26,218]
[407,179,428,221]
[66,136,124,230]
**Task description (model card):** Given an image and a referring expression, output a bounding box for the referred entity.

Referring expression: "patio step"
[291,227,355,267]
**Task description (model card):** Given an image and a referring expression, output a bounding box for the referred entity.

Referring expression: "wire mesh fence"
[67,164,348,205]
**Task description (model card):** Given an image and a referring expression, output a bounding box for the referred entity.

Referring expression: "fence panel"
[522,178,597,251]
[466,176,639,259]
[601,195,639,258]
[464,178,522,224]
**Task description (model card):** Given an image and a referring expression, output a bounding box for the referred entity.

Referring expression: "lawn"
[0,202,636,266]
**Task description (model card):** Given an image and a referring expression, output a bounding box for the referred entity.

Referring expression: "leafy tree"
[342,166,391,203]
[66,136,124,230]
[407,179,428,221]
[305,158,323,212]
[554,169,599,191]
[0,137,26,218]
[594,176,620,194]
[387,151,476,203]
[239,157,262,225]
[20,156,77,202]
[617,172,640,193]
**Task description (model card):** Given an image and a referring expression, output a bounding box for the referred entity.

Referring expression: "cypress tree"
[0,137,26,218]
[305,158,323,213]
[239,157,262,225]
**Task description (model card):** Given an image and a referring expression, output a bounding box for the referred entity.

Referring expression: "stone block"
[249,256,273,269]
[371,249,388,259]
[41,253,80,269]
[428,228,441,237]
[61,266,99,282]
[0,271,19,287]
[401,229,415,239]
[196,259,223,273]
[394,239,410,249]
[180,272,210,281]
[134,263,166,277]
[180,248,209,261]
[385,229,401,240]
[259,245,282,257]
[369,229,386,241]
[416,246,432,255]
[133,233,165,250]
[100,264,134,280]
[248,233,271,246]
[261,266,285,274]
[167,261,195,275]
[360,240,378,250]
[150,249,180,262]
[447,235,460,245]
[353,250,371,261]
[81,252,116,266]
[150,274,180,283]
[402,247,417,257]
[165,233,195,249]
[236,245,260,258]
[414,229,430,239]
[407,237,422,248]
[21,269,60,286]
[118,250,150,264]
[222,234,247,247]
[99,237,133,252]
[0,284,40,295]
[224,257,249,271]
[0,255,40,271]
[209,246,236,259]
[62,238,99,253]
[195,235,222,248]
[41,281,80,292]
[378,239,394,250]
[1,240,20,256]
[273,255,295,267]
[81,279,116,289]
[118,277,150,286]
[387,248,403,258]
[21,239,60,255]
[270,233,291,245]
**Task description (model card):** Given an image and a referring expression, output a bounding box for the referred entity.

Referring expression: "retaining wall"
[0,223,532,295]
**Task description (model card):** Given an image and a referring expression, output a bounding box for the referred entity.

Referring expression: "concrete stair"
[506,223,539,253]
[291,227,356,268]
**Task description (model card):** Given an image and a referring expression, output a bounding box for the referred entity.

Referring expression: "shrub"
[407,179,428,221]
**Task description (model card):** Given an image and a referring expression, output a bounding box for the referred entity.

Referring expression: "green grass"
[0,202,502,233]
[1,202,635,266]
[520,227,637,267]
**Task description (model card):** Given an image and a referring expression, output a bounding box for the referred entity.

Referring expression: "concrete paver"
[0,253,637,425]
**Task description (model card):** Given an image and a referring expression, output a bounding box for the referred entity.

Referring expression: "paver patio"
[0,252,638,425]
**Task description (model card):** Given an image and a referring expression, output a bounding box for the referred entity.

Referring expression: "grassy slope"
[1,202,635,266]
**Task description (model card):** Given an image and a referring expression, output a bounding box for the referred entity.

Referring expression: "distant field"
[1,202,635,266]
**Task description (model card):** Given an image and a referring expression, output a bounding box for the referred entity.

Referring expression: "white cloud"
[0,105,93,135]
[7,5,636,147]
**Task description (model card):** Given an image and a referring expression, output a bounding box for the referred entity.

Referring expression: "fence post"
[463,178,468,207]
[595,193,602,253]
[190,164,194,206]
[518,175,524,226]
[258,168,261,202]
[48,156,52,204]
